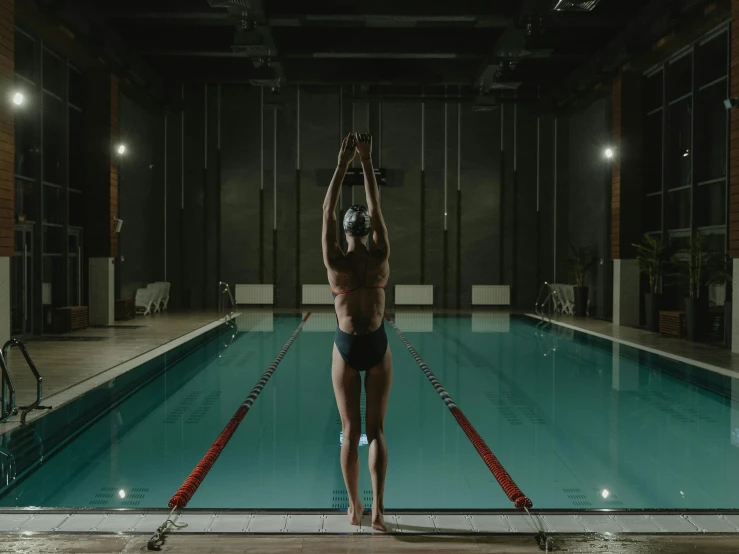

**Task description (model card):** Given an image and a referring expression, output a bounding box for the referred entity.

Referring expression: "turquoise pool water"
[0,312,737,510]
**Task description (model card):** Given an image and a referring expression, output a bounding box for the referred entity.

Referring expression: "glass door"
[68,229,83,307]
[11,226,33,337]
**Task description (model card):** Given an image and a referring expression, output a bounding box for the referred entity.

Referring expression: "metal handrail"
[534,282,556,325]
[218,282,236,321]
[2,340,51,425]
[0,354,16,424]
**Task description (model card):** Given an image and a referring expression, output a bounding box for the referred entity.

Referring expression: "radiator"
[394,311,433,332]
[235,284,274,305]
[302,284,333,305]
[234,312,274,332]
[471,285,511,306]
[302,312,336,332]
[395,285,434,306]
[471,313,510,333]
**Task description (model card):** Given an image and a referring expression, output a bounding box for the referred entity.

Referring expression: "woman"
[322,132,392,531]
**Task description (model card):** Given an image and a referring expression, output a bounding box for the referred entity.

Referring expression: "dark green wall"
[153,84,610,311]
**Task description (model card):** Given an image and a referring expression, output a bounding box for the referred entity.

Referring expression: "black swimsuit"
[332,285,388,373]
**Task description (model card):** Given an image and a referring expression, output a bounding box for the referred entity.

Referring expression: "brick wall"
[0,0,14,257]
[611,73,622,260]
[730,0,739,257]
[110,74,118,258]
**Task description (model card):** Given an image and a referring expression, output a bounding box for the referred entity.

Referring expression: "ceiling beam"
[139,50,482,61]
[103,10,514,28]
[267,14,514,28]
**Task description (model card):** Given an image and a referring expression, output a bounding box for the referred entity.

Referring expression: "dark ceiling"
[42,0,716,107]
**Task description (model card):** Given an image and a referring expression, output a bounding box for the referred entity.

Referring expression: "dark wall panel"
[119,94,162,301]
[274,87,298,309]
[460,104,499,308]
[514,104,540,308]
[422,100,446,307]
[381,102,422,293]
[182,84,206,309]
[165,86,183,310]
[300,87,341,286]
[219,85,262,290]
[567,98,611,318]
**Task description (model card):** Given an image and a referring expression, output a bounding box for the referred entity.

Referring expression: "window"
[69,66,83,108]
[695,81,727,183]
[14,177,37,222]
[696,181,726,228]
[645,113,662,193]
[665,99,692,189]
[14,106,36,178]
[42,48,64,98]
[43,184,64,226]
[14,30,35,83]
[69,108,84,190]
[696,32,727,87]
[645,71,663,113]
[42,225,63,255]
[666,188,691,230]
[43,94,65,185]
[666,52,692,100]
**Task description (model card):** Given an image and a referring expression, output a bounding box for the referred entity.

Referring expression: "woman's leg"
[331,344,363,525]
[365,347,393,531]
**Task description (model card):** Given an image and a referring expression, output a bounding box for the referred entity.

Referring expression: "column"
[730,1,739,352]
[611,71,644,326]
[0,0,14,344]
[84,72,119,325]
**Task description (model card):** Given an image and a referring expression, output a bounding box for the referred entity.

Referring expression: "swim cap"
[343,205,371,237]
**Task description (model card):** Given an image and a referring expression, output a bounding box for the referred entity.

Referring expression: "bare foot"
[371,509,387,532]
[347,503,363,526]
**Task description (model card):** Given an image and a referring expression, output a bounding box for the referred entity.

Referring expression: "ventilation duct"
[553,0,602,11]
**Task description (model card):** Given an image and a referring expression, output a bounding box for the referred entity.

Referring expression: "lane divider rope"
[384,313,533,510]
[167,312,311,510]
[149,314,311,550]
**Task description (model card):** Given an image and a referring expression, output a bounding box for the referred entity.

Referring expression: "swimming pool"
[1,312,738,511]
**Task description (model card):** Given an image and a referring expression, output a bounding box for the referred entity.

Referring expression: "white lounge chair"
[135,287,156,315]
[156,282,171,310]
[552,284,574,315]
[147,283,164,313]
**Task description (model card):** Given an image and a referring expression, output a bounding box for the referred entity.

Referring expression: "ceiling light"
[12,92,24,106]
[117,144,127,155]
[118,489,126,499]
[604,148,614,159]
[553,0,602,11]
[601,489,610,499]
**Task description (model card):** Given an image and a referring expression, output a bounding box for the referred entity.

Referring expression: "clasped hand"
[338,132,372,167]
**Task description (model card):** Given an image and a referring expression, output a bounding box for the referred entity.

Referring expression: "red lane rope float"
[168,312,312,509]
[384,313,533,510]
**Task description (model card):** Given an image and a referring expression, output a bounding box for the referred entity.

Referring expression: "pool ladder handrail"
[534,282,556,326]
[0,339,51,425]
[218,282,237,321]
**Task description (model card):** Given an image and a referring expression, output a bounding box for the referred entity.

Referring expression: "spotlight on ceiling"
[116,144,127,155]
[12,92,25,106]
[604,147,614,159]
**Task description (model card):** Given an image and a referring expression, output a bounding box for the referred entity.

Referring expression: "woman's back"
[329,248,389,334]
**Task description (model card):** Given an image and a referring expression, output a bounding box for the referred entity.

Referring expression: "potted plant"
[675,233,726,341]
[632,234,668,332]
[567,246,595,317]
[707,256,733,347]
